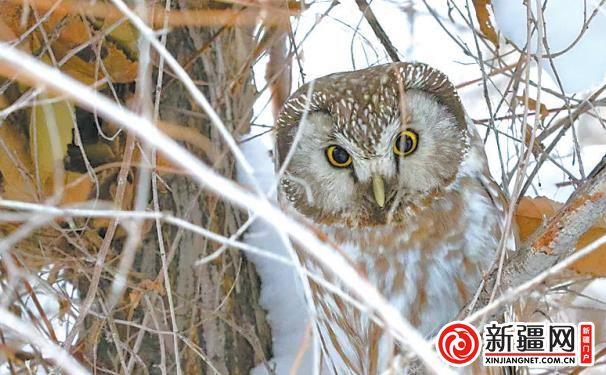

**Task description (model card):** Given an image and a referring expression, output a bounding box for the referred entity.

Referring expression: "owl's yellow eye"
[393,130,418,156]
[326,145,352,168]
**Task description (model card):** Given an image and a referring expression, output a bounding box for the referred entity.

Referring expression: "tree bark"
[470,154,606,320]
[87,2,272,373]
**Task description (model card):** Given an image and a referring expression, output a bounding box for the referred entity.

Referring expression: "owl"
[275,62,509,374]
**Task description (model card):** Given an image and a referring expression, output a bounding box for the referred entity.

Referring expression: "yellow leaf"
[516,196,606,276]
[29,94,75,190]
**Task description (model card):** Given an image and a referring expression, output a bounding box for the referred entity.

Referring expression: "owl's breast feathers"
[295,169,508,374]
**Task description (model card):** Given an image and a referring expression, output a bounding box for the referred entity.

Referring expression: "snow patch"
[237,137,314,375]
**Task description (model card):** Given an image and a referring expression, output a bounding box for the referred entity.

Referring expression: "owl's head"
[275,62,473,227]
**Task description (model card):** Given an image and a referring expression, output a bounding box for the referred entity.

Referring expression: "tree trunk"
[87,2,272,373]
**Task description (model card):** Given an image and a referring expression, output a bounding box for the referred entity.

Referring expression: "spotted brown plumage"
[276,62,469,165]
[275,62,511,373]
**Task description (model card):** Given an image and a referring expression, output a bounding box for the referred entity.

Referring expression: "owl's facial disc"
[280,91,467,227]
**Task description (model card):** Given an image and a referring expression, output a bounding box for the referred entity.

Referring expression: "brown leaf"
[59,171,93,205]
[138,279,164,294]
[58,297,71,319]
[1,3,138,84]
[516,95,549,120]
[0,2,25,41]
[522,123,545,157]
[0,14,18,43]
[472,0,498,45]
[49,15,139,83]
[515,196,606,276]
[100,45,139,83]
[516,197,560,241]
[0,123,37,202]
[59,52,106,85]
[87,19,140,83]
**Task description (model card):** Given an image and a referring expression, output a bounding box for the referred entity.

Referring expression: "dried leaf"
[2,4,138,84]
[59,51,106,85]
[515,196,606,276]
[97,21,138,59]
[138,279,164,294]
[100,44,139,83]
[0,123,37,201]
[30,94,76,190]
[82,143,116,166]
[572,227,606,277]
[49,15,139,83]
[516,197,560,241]
[40,10,89,47]
[0,95,8,109]
[0,14,18,42]
[85,19,139,83]
[128,289,142,316]
[522,123,545,157]
[516,95,549,120]
[0,2,25,41]
[472,0,498,45]
[58,297,71,319]
[58,171,93,205]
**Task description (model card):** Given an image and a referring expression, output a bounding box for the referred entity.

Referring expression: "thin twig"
[355,0,401,62]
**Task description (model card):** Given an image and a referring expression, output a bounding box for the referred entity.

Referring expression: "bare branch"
[471,154,606,320]
[355,0,401,62]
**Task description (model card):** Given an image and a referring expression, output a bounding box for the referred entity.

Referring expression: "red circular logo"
[436,321,481,366]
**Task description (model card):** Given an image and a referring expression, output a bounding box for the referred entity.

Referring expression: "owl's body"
[275,63,508,373]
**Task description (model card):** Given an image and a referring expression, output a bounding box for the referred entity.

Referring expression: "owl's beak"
[372,174,385,208]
